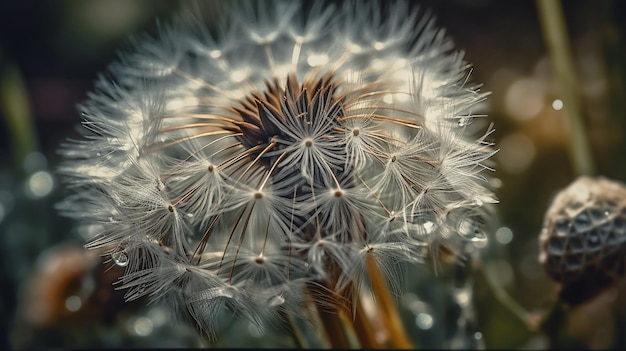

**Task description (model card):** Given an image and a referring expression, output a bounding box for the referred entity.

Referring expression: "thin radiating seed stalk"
[236,141,277,181]
[192,213,222,264]
[227,202,257,284]
[217,144,262,170]
[258,150,289,191]
[354,171,392,216]
[149,130,239,152]
[264,43,277,75]
[291,38,303,67]
[217,205,249,270]
[259,214,271,257]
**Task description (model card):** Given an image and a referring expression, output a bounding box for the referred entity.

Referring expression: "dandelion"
[58,0,497,345]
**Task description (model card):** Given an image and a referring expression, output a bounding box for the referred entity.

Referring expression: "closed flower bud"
[539,176,626,305]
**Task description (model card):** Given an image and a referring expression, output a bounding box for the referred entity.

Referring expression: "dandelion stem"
[536,0,595,176]
[352,292,385,349]
[365,255,415,349]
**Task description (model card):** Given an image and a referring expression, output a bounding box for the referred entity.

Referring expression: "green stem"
[535,0,595,176]
[475,259,535,329]
[365,255,415,349]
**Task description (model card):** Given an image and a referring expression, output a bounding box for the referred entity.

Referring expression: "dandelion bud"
[58,0,497,336]
[539,176,626,305]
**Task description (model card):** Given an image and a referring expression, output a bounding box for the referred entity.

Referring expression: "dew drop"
[112,251,129,267]
[458,116,472,127]
[458,218,486,242]
[423,221,435,234]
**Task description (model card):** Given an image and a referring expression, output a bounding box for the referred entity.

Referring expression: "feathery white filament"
[58,0,496,337]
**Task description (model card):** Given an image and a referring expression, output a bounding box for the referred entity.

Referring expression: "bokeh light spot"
[26,171,54,198]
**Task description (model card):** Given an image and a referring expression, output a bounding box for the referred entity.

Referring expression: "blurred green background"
[1,0,625,349]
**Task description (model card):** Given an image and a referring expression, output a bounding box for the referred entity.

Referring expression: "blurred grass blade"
[536,0,595,176]
[1,63,39,173]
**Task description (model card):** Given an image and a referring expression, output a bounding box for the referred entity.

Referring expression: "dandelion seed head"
[59,0,496,337]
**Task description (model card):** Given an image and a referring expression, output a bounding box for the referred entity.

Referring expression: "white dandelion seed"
[58,0,497,337]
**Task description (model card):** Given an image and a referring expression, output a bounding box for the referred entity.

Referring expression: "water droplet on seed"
[112,251,129,267]
[458,116,472,127]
